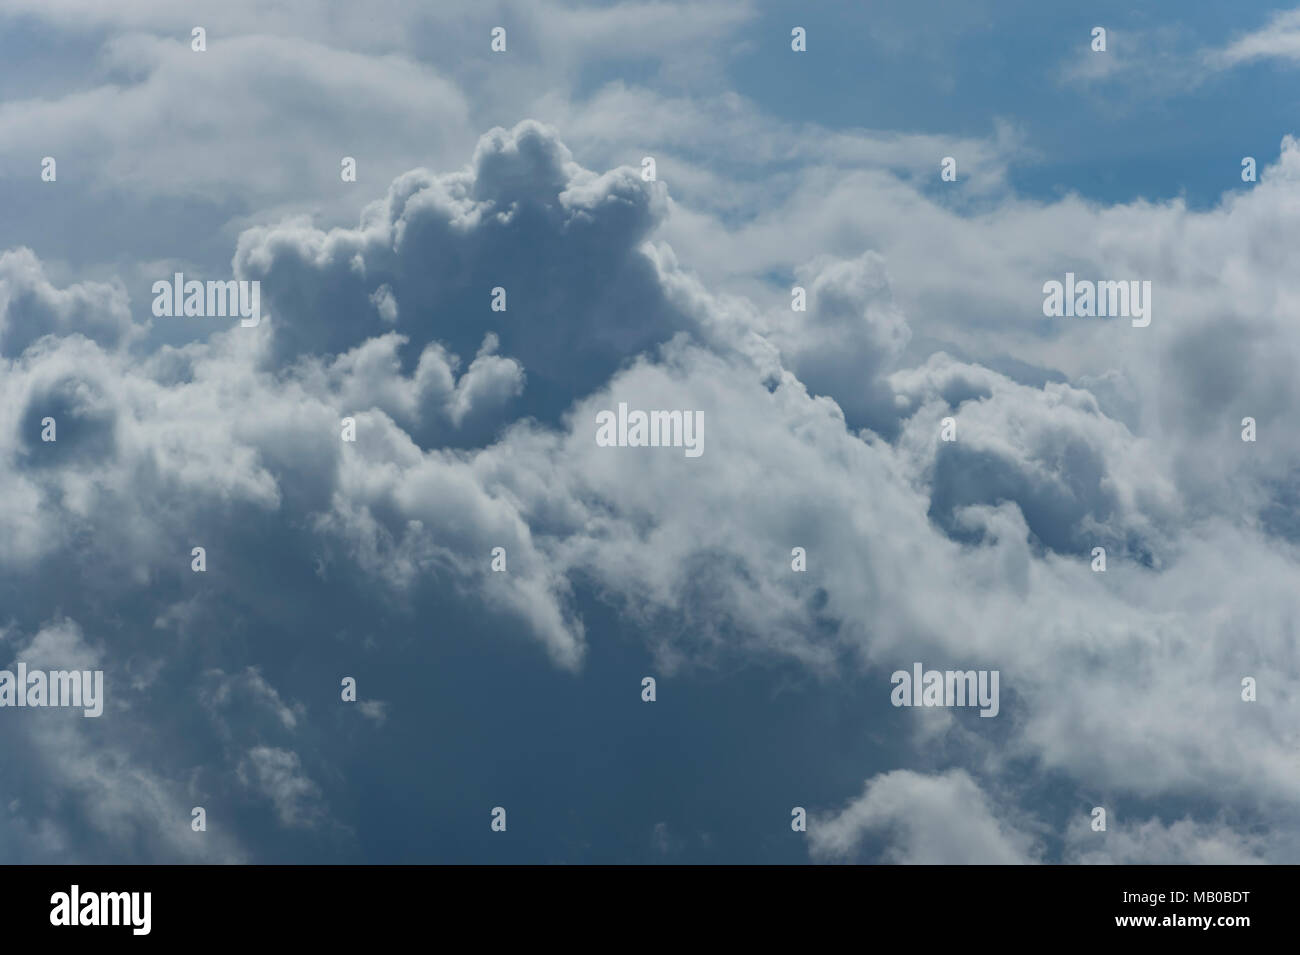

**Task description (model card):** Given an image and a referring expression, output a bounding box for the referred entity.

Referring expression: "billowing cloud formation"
[2,117,1300,864]
[234,119,679,421]
[0,248,140,356]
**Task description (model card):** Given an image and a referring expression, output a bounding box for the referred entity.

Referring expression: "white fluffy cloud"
[0,33,471,203]
[810,770,1041,864]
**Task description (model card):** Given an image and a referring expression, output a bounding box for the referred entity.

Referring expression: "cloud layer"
[3,4,1299,864]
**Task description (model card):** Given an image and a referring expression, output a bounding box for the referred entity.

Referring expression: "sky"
[1,0,1299,864]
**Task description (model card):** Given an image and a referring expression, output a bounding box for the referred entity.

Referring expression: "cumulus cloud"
[3,103,1300,863]
[0,247,140,356]
[810,770,1041,864]
[234,120,679,419]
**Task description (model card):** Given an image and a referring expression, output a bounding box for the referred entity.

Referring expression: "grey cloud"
[0,33,471,202]
[2,115,1300,863]
[237,746,328,830]
[235,120,682,426]
[891,352,1180,558]
[0,248,140,356]
[0,619,247,863]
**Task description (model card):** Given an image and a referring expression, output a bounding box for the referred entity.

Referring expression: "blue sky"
[1,0,1299,864]
[729,1,1299,208]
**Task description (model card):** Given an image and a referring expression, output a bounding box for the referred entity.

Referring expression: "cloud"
[237,746,327,829]
[891,352,1180,558]
[289,331,525,444]
[0,618,247,862]
[1210,9,1300,68]
[1056,25,1206,98]
[0,33,471,203]
[2,105,1300,863]
[201,667,306,736]
[810,770,1042,864]
[1066,815,1272,865]
[0,247,140,356]
[237,121,675,390]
